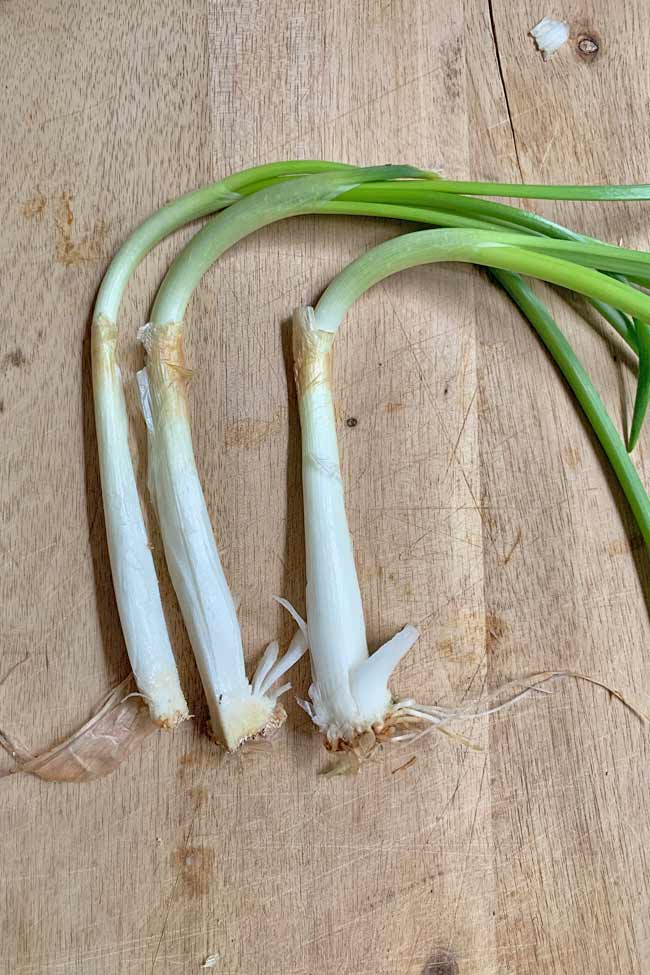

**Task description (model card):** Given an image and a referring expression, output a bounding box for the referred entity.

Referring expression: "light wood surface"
[1,1,649,972]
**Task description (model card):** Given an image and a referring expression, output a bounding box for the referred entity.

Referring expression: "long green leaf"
[629,320,650,451]
[492,272,650,543]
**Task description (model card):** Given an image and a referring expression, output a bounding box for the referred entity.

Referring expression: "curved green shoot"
[320,200,639,356]
[314,227,650,545]
[95,160,353,321]
[492,271,650,543]
[316,223,650,450]
[314,229,650,337]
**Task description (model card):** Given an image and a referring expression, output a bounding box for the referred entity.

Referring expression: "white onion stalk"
[288,307,420,752]
[92,318,189,726]
[136,322,306,749]
[138,167,426,747]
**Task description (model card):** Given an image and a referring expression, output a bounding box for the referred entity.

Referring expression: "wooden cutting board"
[1,1,648,972]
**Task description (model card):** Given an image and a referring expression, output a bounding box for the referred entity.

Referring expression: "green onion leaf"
[628,319,650,451]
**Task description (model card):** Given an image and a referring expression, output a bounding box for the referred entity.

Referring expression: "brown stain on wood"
[54,192,108,267]
[189,786,209,807]
[437,638,454,658]
[176,753,195,782]
[486,612,508,650]
[176,750,215,781]
[224,415,282,449]
[422,947,459,975]
[179,751,198,767]
[21,190,47,220]
[608,534,644,556]
[562,446,582,470]
[171,846,215,898]
[385,401,406,414]
[176,750,201,781]
[4,349,28,369]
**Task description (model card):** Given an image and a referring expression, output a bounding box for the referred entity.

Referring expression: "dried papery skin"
[0,676,158,782]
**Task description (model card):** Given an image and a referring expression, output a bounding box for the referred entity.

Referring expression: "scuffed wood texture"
[1,0,648,972]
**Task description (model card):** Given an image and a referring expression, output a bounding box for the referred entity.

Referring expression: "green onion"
[315,229,650,336]
[289,228,650,748]
[325,190,641,355]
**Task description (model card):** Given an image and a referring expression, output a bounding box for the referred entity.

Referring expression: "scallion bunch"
[51,161,650,775]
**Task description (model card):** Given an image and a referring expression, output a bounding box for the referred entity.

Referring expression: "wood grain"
[1,0,648,972]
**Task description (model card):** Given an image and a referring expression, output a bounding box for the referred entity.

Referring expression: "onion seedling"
[289,228,650,752]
